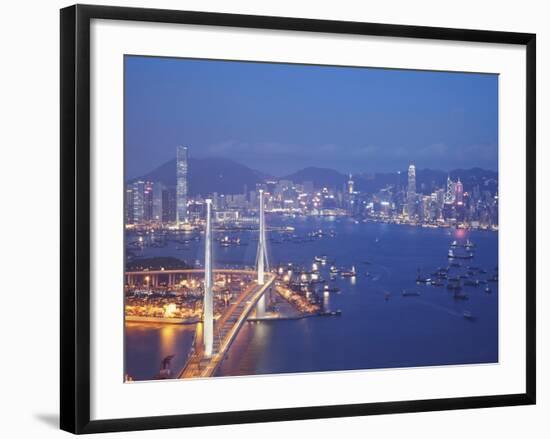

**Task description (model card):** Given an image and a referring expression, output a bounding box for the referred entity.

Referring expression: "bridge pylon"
[203,199,214,357]
[256,189,269,286]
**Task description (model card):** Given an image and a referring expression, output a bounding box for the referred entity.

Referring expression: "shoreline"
[125,315,199,325]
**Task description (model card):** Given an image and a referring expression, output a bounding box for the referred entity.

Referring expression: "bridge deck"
[178,274,275,379]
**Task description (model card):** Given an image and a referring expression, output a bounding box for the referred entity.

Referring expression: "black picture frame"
[60,4,536,434]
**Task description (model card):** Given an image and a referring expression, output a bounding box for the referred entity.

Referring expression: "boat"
[402,290,421,297]
[448,249,474,260]
[341,266,356,277]
[314,255,328,263]
[485,286,492,293]
[450,240,459,248]
[323,284,340,293]
[219,235,241,247]
[329,265,339,274]
[463,311,474,320]
[464,239,475,249]
[447,281,462,291]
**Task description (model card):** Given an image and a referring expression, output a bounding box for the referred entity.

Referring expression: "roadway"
[178,273,275,379]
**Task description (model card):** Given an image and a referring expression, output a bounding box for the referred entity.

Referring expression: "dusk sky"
[125,56,498,179]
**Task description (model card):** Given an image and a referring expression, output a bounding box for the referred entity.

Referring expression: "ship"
[340,266,356,277]
[402,290,421,297]
[448,249,474,260]
[323,284,340,293]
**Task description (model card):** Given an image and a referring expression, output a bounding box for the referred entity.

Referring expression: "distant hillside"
[131,156,497,196]
[355,168,498,194]
[283,167,348,190]
[286,166,497,194]
[131,157,269,195]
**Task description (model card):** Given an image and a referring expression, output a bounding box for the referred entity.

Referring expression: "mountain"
[131,157,269,195]
[283,167,349,190]
[355,168,498,194]
[131,157,498,196]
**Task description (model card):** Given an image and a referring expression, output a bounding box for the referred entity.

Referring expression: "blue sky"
[125,56,498,178]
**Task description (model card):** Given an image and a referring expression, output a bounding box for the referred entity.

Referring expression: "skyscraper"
[445,175,456,204]
[455,178,464,204]
[152,182,164,222]
[132,180,146,224]
[125,184,134,224]
[176,145,188,225]
[407,163,416,218]
[347,173,354,195]
[161,187,177,223]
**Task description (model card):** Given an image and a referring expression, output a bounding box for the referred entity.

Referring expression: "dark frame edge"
[525,34,536,404]
[60,4,536,435]
[60,4,77,434]
[79,394,533,434]
[61,4,93,434]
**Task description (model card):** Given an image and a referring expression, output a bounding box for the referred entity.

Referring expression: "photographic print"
[123,56,499,382]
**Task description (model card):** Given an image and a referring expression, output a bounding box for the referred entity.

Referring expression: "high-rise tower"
[445,175,456,204]
[347,173,354,195]
[407,163,416,218]
[203,199,213,357]
[176,145,188,225]
[256,190,269,285]
[455,178,464,204]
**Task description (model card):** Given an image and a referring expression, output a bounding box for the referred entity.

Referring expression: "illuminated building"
[455,178,464,204]
[131,180,146,224]
[176,145,188,225]
[152,182,164,222]
[407,163,416,218]
[445,175,456,204]
[161,187,176,223]
[125,184,134,224]
[347,173,354,195]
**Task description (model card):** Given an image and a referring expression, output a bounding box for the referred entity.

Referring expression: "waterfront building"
[214,210,240,223]
[131,180,146,224]
[176,145,189,225]
[455,178,464,205]
[188,201,206,223]
[152,182,164,223]
[445,175,456,204]
[347,173,354,195]
[161,187,177,223]
[143,181,154,221]
[125,184,134,224]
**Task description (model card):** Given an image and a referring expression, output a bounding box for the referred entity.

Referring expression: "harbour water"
[125,217,498,380]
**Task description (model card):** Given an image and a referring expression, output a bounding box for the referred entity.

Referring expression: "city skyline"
[126,145,498,232]
[125,56,498,179]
